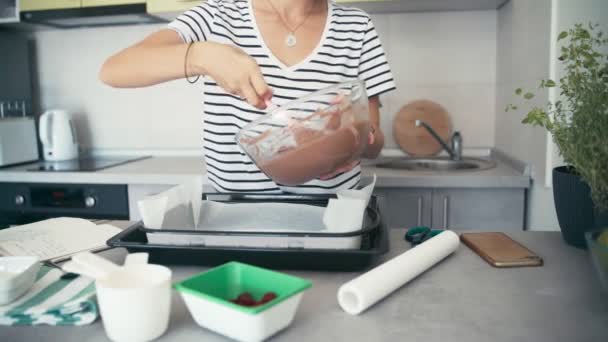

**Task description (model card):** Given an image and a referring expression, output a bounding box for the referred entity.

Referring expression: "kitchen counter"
[0,157,205,185]
[0,149,530,189]
[2,224,606,342]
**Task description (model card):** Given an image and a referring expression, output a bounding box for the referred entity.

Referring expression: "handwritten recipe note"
[0,217,121,261]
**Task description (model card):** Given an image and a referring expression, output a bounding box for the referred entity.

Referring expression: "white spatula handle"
[71,252,120,279]
[124,253,149,266]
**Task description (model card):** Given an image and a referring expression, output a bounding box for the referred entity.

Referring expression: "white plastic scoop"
[62,252,120,280]
[124,253,148,266]
[61,252,149,280]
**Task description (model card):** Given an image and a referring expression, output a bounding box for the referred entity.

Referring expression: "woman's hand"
[318,95,384,181]
[190,41,271,109]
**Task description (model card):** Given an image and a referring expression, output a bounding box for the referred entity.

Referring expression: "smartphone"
[460,232,543,268]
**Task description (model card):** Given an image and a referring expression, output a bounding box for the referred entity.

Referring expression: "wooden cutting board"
[393,100,452,156]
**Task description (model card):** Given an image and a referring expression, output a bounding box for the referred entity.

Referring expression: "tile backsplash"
[376,10,497,149]
[33,9,497,153]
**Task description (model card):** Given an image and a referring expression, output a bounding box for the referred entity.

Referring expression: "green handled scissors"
[405,226,444,246]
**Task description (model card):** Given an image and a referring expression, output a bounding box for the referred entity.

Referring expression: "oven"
[0,182,129,227]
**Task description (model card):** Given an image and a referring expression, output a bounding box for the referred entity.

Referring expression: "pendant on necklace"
[285,33,297,47]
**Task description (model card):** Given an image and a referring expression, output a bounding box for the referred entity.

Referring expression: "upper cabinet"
[335,0,508,13]
[8,0,510,28]
[147,0,201,15]
[20,0,81,11]
[20,0,145,11]
[82,0,144,7]
[18,0,159,29]
[147,0,509,18]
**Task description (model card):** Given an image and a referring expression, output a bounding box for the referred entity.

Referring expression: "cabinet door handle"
[443,196,450,229]
[417,196,423,226]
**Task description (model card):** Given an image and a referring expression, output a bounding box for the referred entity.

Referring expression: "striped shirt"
[169,0,395,194]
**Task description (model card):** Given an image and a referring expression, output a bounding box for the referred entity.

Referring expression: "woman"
[100,0,395,194]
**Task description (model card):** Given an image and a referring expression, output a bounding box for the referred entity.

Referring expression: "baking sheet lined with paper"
[137,176,378,249]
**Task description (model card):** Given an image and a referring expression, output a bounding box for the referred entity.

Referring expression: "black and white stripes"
[169,0,395,193]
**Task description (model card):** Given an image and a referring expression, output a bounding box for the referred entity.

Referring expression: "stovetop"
[24,156,149,172]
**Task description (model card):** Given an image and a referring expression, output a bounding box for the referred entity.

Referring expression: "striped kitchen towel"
[0,266,98,326]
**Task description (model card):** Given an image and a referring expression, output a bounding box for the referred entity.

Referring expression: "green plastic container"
[175,262,312,342]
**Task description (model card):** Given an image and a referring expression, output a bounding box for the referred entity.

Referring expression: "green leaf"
[524,92,535,100]
[515,88,522,95]
[558,31,568,41]
[545,79,556,87]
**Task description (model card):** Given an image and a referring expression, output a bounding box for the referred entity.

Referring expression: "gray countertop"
[0,149,530,189]
[2,225,606,342]
[0,157,205,185]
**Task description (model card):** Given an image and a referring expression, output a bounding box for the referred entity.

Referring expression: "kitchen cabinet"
[82,0,143,7]
[128,184,175,221]
[147,0,508,18]
[19,0,81,11]
[335,0,507,13]
[377,187,526,230]
[19,0,146,12]
[147,0,200,15]
[431,188,525,230]
[375,188,432,228]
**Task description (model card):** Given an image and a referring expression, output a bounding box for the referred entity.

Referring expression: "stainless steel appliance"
[0,31,38,167]
[0,156,148,227]
[0,115,39,167]
[0,0,18,23]
[0,182,129,227]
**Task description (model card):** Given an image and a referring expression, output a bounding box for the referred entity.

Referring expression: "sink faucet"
[415,120,462,161]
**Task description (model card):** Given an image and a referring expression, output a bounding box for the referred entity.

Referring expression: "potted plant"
[507,23,608,248]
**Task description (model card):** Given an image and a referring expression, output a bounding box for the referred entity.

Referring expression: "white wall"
[374,10,497,149]
[548,0,608,173]
[33,9,497,154]
[34,23,203,155]
[495,0,607,230]
[495,0,558,230]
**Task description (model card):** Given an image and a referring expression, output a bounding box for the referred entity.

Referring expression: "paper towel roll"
[337,230,460,315]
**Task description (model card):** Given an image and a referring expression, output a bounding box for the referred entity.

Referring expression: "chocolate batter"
[258,120,370,185]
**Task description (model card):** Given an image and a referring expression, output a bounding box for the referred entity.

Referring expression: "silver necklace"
[264,0,316,47]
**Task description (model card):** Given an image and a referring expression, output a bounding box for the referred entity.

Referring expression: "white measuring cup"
[63,252,172,342]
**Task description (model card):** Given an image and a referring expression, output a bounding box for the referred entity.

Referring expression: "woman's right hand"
[189,41,271,109]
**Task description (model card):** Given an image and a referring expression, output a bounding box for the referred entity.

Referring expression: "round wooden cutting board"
[393,100,452,157]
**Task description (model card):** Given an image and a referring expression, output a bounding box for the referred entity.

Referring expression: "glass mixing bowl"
[236,80,371,186]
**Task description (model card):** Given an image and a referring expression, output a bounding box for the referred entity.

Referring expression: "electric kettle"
[39,110,79,161]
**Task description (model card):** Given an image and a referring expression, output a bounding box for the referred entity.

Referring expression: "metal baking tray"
[140,193,379,250]
[106,194,389,271]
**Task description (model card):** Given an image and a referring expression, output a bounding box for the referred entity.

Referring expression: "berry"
[260,292,277,303]
[229,291,278,307]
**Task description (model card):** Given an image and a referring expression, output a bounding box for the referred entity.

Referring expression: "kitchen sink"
[373,157,496,172]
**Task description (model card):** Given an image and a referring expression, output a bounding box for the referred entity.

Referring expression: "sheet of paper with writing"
[0,217,121,261]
